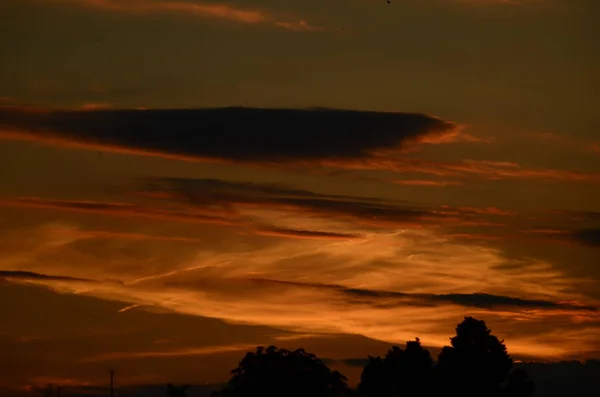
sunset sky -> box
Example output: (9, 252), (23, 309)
(1, 0), (599, 394)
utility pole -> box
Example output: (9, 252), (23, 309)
(109, 369), (114, 397)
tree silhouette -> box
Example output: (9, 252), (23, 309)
(437, 317), (513, 397)
(358, 356), (390, 397)
(504, 368), (535, 397)
(166, 383), (188, 397)
(358, 338), (434, 397)
(212, 345), (349, 397)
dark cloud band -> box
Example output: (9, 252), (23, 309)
(0, 107), (454, 162)
(572, 229), (600, 247)
(249, 278), (597, 312)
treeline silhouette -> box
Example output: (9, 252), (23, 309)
(181, 317), (535, 397)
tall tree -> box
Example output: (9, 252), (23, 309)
(213, 345), (349, 397)
(437, 317), (513, 397)
(358, 356), (390, 397)
(359, 338), (434, 397)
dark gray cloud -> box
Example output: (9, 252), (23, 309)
(255, 227), (362, 240)
(0, 270), (96, 283)
(0, 270), (123, 285)
(572, 229), (600, 247)
(142, 177), (437, 226)
(249, 278), (597, 312)
(0, 107), (454, 162)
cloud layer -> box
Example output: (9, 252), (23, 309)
(2, 106), (598, 183)
(2, 217), (598, 361)
(39, 0), (320, 31)
(0, 106), (455, 162)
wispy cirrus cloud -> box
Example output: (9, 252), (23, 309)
(40, 0), (320, 31)
(330, 157), (600, 182)
(3, 226), (598, 360)
(0, 177), (523, 244)
(0, 197), (233, 226)
(138, 177), (520, 233)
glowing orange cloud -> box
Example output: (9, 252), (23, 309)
(50, 226), (204, 242)
(0, 197), (235, 225)
(414, 125), (492, 144)
(45, 0), (321, 31)
(79, 102), (112, 110)
(5, 227), (597, 361)
(253, 227), (362, 240)
(391, 180), (463, 187)
(521, 229), (569, 235)
(455, 206), (517, 216)
(320, 156), (600, 183)
(83, 343), (258, 362)
(447, 233), (507, 241)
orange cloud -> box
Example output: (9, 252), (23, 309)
(0, 176), (597, 362)
(53, 227), (204, 242)
(391, 180), (463, 187)
(322, 156), (600, 183)
(254, 227), (362, 240)
(0, 129), (214, 163)
(84, 343), (257, 362)
(5, 227), (597, 361)
(46, 0), (320, 31)
(521, 229), (569, 235)
(79, 102), (112, 110)
(415, 125), (492, 144)
(456, 206), (517, 216)
(0, 197), (234, 225)
(447, 233), (507, 241)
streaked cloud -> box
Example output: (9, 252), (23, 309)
(254, 227), (362, 240)
(0, 197), (233, 226)
(0, 178), (571, 249)
(84, 343), (257, 362)
(3, 224), (597, 360)
(41, 0), (320, 31)
(331, 157), (600, 182)
(390, 179), (463, 187)
(0, 270), (98, 284)
(247, 278), (596, 312)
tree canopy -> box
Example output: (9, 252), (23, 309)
(213, 345), (349, 397)
(166, 383), (188, 397)
(437, 316), (514, 396)
(210, 317), (533, 397)
(358, 338), (434, 397)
